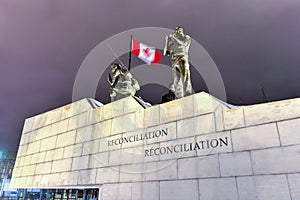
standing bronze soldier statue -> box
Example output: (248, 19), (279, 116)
(164, 26), (193, 99)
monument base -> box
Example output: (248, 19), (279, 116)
(11, 92), (300, 200)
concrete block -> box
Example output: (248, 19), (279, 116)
(160, 95), (194, 124)
(159, 99), (186, 124)
(25, 176), (34, 187)
(231, 123), (280, 151)
(193, 92), (225, 115)
(57, 119), (69, 134)
(44, 148), (64, 162)
(224, 107), (245, 130)
(90, 152), (109, 168)
(48, 173), (60, 187)
(30, 152), (46, 164)
(60, 103), (73, 119)
(109, 149), (134, 166)
(12, 167), (23, 178)
(59, 171), (79, 186)
(21, 177), (29, 188)
(20, 155), (31, 166)
(88, 106), (103, 124)
(244, 98), (300, 126)
(96, 166), (120, 184)
(133, 145), (146, 164)
(67, 112), (88, 131)
(20, 132), (31, 145)
(178, 155), (220, 179)
(121, 129), (147, 149)
(67, 115), (78, 131)
(100, 184), (118, 200)
(77, 112), (88, 128)
(123, 97), (143, 114)
(198, 178), (238, 200)
(105, 133), (130, 152)
(31, 114), (47, 130)
(12, 177), (20, 187)
(132, 182), (159, 200)
(40, 136), (57, 152)
(288, 174), (300, 200)
(14, 157), (22, 168)
(146, 122), (176, 144)
(119, 163), (144, 182)
(93, 120), (112, 139)
(159, 137), (197, 161)
(277, 118), (300, 146)
(44, 108), (62, 126)
(50, 122), (60, 139)
(143, 143), (160, 163)
(160, 180), (199, 200)
(22, 117), (34, 133)
(35, 125), (52, 141)
(78, 169), (96, 185)
(63, 144), (82, 158)
(48, 121), (59, 138)
(26, 131), (36, 144)
(220, 151), (252, 177)
(111, 113), (135, 135)
(99, 138), (109, 153)
(135, 107), (145, 130)
(36, 162), (52, 175)
(215, 106), (225, 132)
(61, 102), (78, 119)
(118, 183), (132, 200)
(120, 148), (134, 165)
(82, 139), (100, 155)
(79, 98), (94, 112)
(101, 183), (131, 200)
(10, 178), (19, 188)
(177, 114), (215, 138)
(252, 145), (300, 175)
(40, 175), (50, 187)
(145, 160), (177, 181)
(53, 148), (64, 160)
(51, 158), (72, 173)
(72, 155), (89, 170)
(16, 144), (28, 158)
(76, 126), (93, 143)
(32, 175), (41, 187)
(56, 130), (76, 148)
(22, 165), (36, 176)
(237, 175), (290, 200)
(18, 177), (27, 187)
(60, 99), (91, 119)
(9, 178), (16, 188)
(102, 99), (124, 120)
(195, 131), (232, 156)
(27, 141), (41, 155)
(144, 105), (160, 127)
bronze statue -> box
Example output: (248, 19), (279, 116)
(108, 63), (140, 102)
(164, 26), (193, 99)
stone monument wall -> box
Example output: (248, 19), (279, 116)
(11, 92), (300, 200)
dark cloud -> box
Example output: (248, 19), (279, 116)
(1, 0), (300, 152)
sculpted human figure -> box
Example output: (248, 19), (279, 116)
(108, 63), (140, 102)
(164, 26), (193, 98)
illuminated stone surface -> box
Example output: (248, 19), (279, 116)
(11, 93), (300, 200)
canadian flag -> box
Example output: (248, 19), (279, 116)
(131, 39), (161, 65)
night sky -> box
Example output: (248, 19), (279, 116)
(1, 0), (300, 153)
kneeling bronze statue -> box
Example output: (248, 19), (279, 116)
(108, 63), (140, 102)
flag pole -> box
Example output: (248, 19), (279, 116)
(128, 35), (133, 71)
(259, 80), (267, 103)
